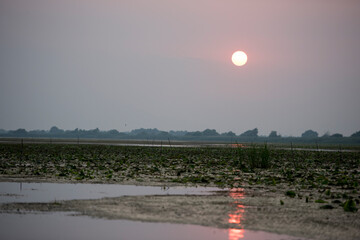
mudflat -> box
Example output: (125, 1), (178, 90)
(0, 143), (359, 239)
(1, 185), (359, 240)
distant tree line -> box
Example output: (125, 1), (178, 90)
(0, 127), (360, 144)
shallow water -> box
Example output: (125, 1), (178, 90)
(0, 182), (219, 203)
(0, 212), (305, 240)
(0, 182), (308, 240)
(279, 147), (357, 152)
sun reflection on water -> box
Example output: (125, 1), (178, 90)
(228, 188), (245, 240)
(229, 228), (244, 240)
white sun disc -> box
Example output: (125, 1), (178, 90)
(231, 51), (248, 66)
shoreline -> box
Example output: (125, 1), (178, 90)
(1, 179), (360, 240)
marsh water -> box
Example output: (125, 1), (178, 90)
(0, 182), (306, 240)
(0, 182), (218, 203)
(0, 212), (306, 240)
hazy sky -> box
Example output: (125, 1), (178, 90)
(1, 0), (359, 136)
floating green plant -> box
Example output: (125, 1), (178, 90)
(325, 189), (331, 196)
(343, 199), (357, 212)
(286, 191), (296, 198)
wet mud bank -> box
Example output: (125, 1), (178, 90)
(1, 187), (359, 240)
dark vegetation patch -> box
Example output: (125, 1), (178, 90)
(0, 143), (359, 211)
(320, 204), (334, 209)
(285, 191), (296, 198)
(343, 199), (358, 212)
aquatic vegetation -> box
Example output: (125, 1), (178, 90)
(286, 191), (296, 198)
(0, 143), (359, 197)
(260, 144), (270, 169)
(343, 199), (358, 212)
(1, 142), (359, 240)
(325, 189), (331, 196)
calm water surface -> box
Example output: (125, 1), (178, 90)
(0, 182), (218, 203)
(0, 182), (307, 240)
(0, 212), (305, 240)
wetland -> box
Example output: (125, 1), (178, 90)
(0, 142), (359, 239)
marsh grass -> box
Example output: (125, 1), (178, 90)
(248, 145), (258, 170)
(234, 142), (245, 169)
(0, 142), (359, 204)
(260, 143), (270, 168)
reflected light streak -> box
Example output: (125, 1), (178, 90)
(229, 144), (246, 148)
(229, 228), (244, 240)
(229, 189), (245, 200)
(228, 188), (245, 240)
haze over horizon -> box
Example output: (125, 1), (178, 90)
(1, 0), (359, 137)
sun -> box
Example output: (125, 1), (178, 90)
(231, 51), (247, 66)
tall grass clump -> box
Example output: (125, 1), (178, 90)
(234, 143), (245, 169)
(248, 145), (258, 170)
(260, 143), (270, 168)
(234, 144), (272, 171)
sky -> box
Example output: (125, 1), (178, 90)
(0, 0), (359, 137)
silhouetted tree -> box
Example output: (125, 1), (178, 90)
(330, 133), (343, 138)
(186, 131), (202, 137)
(157, 131), (170, 138)
(49, 126), (64, 134)
(29, 130), (46, 136)
(89, 128), (100, 133)
(268, 131), (280, 138)
(351, 131), (360, 138)
(169, 130), (188, 137)
(202, 129), (219, 136)
(9, 128), (27, 136)
(240, 128), (258, 137)
(221, 131), (236, 137)
(130, 128), (160, 136)
(301, 130), (318, 138)
(321, 131), (330, 138)
(108, 129), (120, 135)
